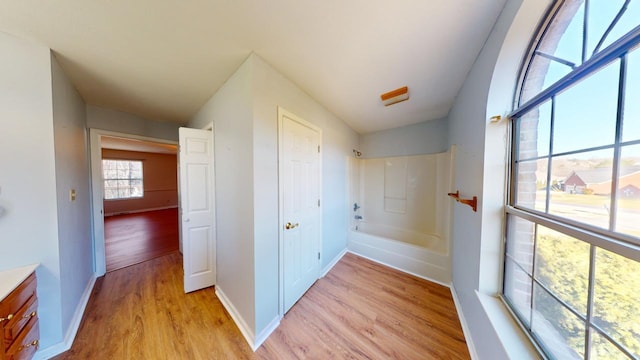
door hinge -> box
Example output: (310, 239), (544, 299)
(318, 145), (320, 153)
(318, 252), (320, 260)
(317, 199), (320, 207)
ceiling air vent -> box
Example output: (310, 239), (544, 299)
(380, 86), (409, 106)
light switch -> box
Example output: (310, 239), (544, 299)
(70, 189), (76, 201)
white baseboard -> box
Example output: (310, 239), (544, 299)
(104, 205), (178, 217)
(35, 273), (97, 360)
(215, 287), (256, 350)
(451, 286), (478, 360)
(254, 316), (280, 350)
(320, 248), (347, 277)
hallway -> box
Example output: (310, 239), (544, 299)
(104, 208), (179, 272)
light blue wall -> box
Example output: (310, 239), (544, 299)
(190, 57), (257, 336)
(189, 53), (359, 341)
(448, 0), (548, 358)
(0, 32), (94, 352)
(86, 105), (180, 141)
(359, 117), (448, 158)
(251, 54), (359, 333)
(51, 55), (94, 335)
(0, 31), (63, 349)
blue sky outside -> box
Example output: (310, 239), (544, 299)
(530, 0), (640, 159)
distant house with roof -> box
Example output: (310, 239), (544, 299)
(563, 167), (640, 198)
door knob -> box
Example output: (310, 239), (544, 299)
(285, 222), (299, 230)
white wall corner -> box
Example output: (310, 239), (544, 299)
(320, 248), (347, 277)
(34, 273), (97, 360)
(451, 286), (479, 360)
(215, 286), (256, 350)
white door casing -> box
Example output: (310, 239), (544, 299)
(179, 127), (216, 293)
(278, 107), (322, 314)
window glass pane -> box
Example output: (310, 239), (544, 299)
(506, 215), (535, 274)
(504, 258), (533, 326)
(623, 47), (640, 143)
(591, 329), (629, 360)
(518, 101), (552, 160)
(587, 0), (627, 55)
(596, 0), (640, 52)
(616, 144), (640, 238)
(549, 149), (613, 229)
(516, 159), (548, 212)
(554, 60), (619, 154)
(102, 159), (143, 199)
(532, 284), (584, 360)
(594, 248), (640, 358)
(535, 225), (590, 315)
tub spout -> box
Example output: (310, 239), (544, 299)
(354, 215), (363, 220)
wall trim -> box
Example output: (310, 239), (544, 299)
(215, 286), (256, 350)
(254, 316), (280, 351)
(320, 248), (347, 277)
(104, 205), (178, 217)
(451, 286), (479, 360)
(34, 273), (97, 360)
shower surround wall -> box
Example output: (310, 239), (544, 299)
(348, 148), (454, 284)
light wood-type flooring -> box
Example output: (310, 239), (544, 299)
(54, 252), (469, 359)
(104, 208), (179, 272)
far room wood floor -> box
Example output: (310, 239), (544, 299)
(104, 208), (179, 272)
(54, 252), (470, 359)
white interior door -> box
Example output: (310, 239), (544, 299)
(179, 127), (216, 293)
(279, 108), (322, 313)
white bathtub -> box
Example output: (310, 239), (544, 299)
(348, 221), (451, 285)
(353, 222), (447, 254)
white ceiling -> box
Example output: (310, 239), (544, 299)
(0, 0), (506, 134)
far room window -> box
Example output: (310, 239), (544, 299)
(102, 159), (144, 200)
(503, 1), (640, 359)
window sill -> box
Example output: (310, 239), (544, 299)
(475, 291), (541, 360)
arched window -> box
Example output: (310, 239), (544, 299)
(503, 1), (640, 359)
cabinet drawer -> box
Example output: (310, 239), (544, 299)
(0, 274), (36, 323)
(4, 295), (37, 346)
(5, 318), (38, 360)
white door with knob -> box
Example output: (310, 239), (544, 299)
(179, 127), (216, 293)
(279, 107), (322, 313)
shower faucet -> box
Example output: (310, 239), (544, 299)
(354, 215), (363, 220)
(353, 203), (360, 212)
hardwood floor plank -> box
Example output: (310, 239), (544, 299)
(54, 252), (469, 359)
(104, 208), (179, 272)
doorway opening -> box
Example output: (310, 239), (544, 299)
(90, 129), (179, 275)
(101, 135), (179, 272)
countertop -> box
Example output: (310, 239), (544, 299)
(0, 264), (38, 301)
